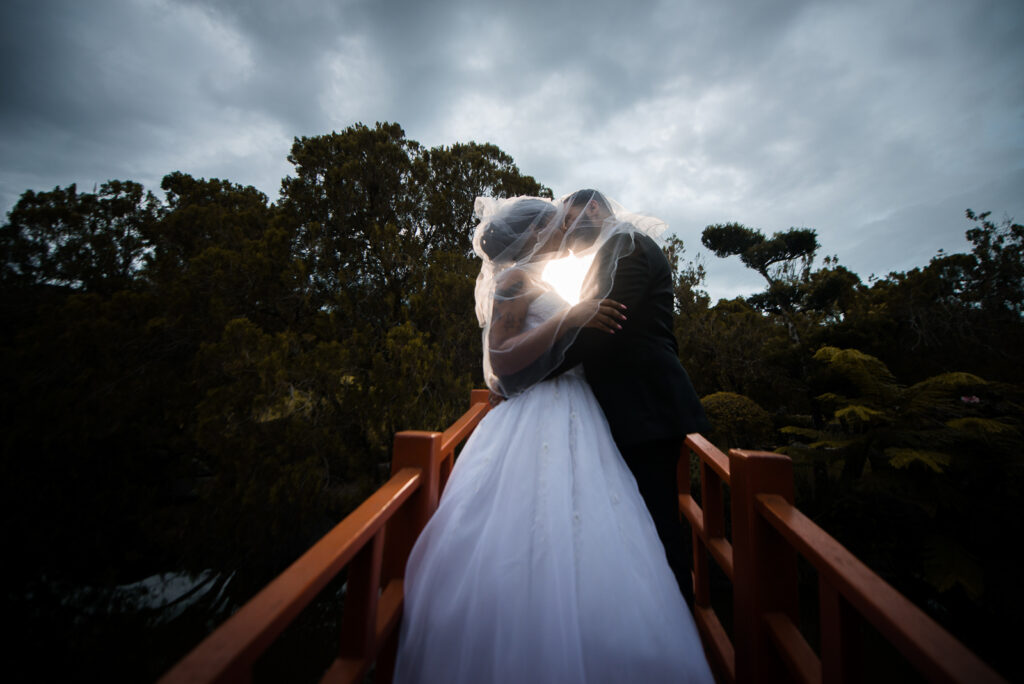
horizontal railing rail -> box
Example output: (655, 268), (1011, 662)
(679, 439), (1005, 684)
(159, 389), (492, 684)
(755, 492), (1003, 684)
(680, 433), (736, 682)
(162, 388), (1004, 683)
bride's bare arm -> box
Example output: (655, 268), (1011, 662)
(487, 271), (539, 375)
(489, 271), (626, 376)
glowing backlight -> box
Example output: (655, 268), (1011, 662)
(541, 252), (595, 306)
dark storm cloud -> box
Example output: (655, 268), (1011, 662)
(169, 0), (353, 131)
(1, 0), (293, 202)
(2, 0), (1022, 300)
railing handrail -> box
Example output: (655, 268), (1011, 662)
(440, 397), (489, 455)
(755, 492), (1003, 684)
(159, 391), (492, 684)
(158, 467), (422, 683)
(681, 434), (737, 681)
(680, 438), (1005, 684)
(161, 392), (1005, 683)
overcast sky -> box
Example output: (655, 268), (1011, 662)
(2, 0), (1022, 300)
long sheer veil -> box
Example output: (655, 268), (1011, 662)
(472, 191), (667, 397)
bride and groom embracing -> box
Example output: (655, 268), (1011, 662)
(394, 190), (715, 683)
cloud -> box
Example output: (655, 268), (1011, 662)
(2, 0), (1022, 302)
(0, 0), (295, 202)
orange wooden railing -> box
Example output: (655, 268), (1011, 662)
(161, 390), (1005, 683)
(681, 435), (1006, 684)
(158, 389), (492, 684)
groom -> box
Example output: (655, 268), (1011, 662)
(555, 189), (708, 607)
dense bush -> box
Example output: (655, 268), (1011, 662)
(700, 391), (775, 451)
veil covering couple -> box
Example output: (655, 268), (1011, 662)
(393, 191), (714, 683)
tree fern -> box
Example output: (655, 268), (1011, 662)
(946, 417), (1018, 437)
(834, 404), (889, 430)
(884, 447), (951, 473)
(923, 534), (984, 600)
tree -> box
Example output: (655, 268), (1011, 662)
(0, 180), (161, 295)
(275, 123), (550, 458)
(701, 222), (819, 336)
(415, 142), (553, 255)
(828, 210), (1024, 384)
(662, 235), (710, 318)
(778, 346), (1024, 664)
(963, 209), (1024, 316)
(2, 125), (556, 680)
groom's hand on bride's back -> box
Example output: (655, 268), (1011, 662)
(566, 298), (627, 334)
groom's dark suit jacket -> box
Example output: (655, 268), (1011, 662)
(556, 231), (708, 448)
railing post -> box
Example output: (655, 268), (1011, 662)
(373, 431), (441, 684)
(695, 456), (725, 610)
(438, 390), (490, 495)
(677, 445), (698, 601)
(381, 431), (442, 585)
(820, 580), (861, 683)
(334, 530), (386, 680)
(730, 449), (798, 684)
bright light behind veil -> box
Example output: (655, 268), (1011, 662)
(541, 252), (595, 306)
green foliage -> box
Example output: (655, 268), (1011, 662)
(0, 180), (161, 294)
(783, 347), (1010, 482)
(3, 119), (1022, 680)
(779, 345), (1023, 677)
(673, 296), (801, 408)
(945, 416), (1018, 439)
(826, 212), (1024, 384)
(700, 222), (764, 259)
(662, 235), (710, 316)
(701, 222), (821, 319)
(416, 142), (553, 254)
(813, 346), (898, 403)
(923, 535), (985, 600)
(963, 209), (1024, 316)
(680, 207), (1022, 678)
(884, 447), (951, 473)
(700, 391), (775, 451)
(1, 121), (551, 680)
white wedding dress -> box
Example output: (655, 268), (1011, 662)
(393, 292), (713, 683)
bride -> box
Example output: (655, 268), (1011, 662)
(392, 196), (714, 683)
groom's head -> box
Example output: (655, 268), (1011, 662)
(563, 189), (612, 249)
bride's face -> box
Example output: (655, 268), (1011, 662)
(533, 217), (570, 258)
